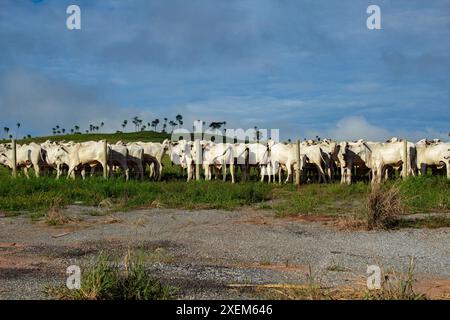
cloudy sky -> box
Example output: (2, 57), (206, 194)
(0, 0), (449, 141)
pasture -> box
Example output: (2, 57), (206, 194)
(1, 132), (449, 300)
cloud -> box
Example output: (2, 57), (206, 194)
(0, 68), (157, 136)
(321, 116), (448, 142)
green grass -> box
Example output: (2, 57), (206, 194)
(271, 176), (449, 218)
(46, 251), (175, 300)
(394, 176), (450, 213)
(0, 172), (274, 216)
(0, 130), (171, 144)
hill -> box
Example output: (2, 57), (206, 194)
(0, 130), (171, 144)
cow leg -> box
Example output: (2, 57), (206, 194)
(138, 163), (144, 180)
(420, 163), (427, 176)
(23, 167), (30, 179)
(230, 163), (235, 184)
(33, 163), (41, 178)
(446, 161), (450, 180)
(81, 167), (86, 180)
(284, 164), (291, 184)
(158, 162), (163, 181)
(317, 165), (327, 183)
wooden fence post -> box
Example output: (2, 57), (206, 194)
(295, 139), (301, 186)
(402, 138), (408, 179)
(103, 140), (108, 179)
(195, 139), (201, 181)
(12, 139), (17, 178)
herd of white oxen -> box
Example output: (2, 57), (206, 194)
(0, 137), (449, 184)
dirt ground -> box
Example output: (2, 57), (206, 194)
(0, 206), (449, 299)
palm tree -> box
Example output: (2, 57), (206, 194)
(162, 118), (168, 132)
(122, 120), (128, 132)
(74, 125), (80, 133)
(169, 120), (177, 132)
(151, 119), (160, 132)
(3, 127), (10, 139)
(62, 128), (66, 134)
(100, 122), (104, 131)
(27, 134), (31, 139)
(132, 116), (142, 132)
(176, 114), (183, 127)
(16, 122), (21, 138)
(70, 128), (74, 134)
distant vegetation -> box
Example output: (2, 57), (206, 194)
(0, 130), (171, 145)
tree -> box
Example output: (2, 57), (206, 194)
(62, 128), (66, 134)
(209, 121), (226, 130)
(169, 120), (177, 132)
(15, 122), (21, 138)
(176, 114), (183, 127)
(100, 122), (104, 130)
(3, 127), (10, 139)
(122, 120), (128, 131)
(70, 128), (74, 134)
(74, 125), (80, 133)
(151, 119), (160, 132)
(132, 116), (142, 132)
(27, 134), (31, 139)
(162, 118), (168, 132)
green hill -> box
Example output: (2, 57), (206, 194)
(0, 130), (171, 144)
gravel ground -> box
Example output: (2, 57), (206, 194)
(0, 206), (449, 299)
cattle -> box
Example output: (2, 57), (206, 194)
(41, 141), (71, 179)
(337, 140), (373, 185)
(54, 141), (109, 179)
(195, 141), (235, 183)
(268, 142), (300, 184)
(108, 143), (129, 180)
(0, 142), (44, 178)
(135, 139), (170, 180)
(416, 140), (450, 179)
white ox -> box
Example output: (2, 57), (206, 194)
(196, 141), (235, 183)
(0, 142), (44, 178)
(55, 141), (109, 179)
(135, 139), (170, 180)
(416, 139), (450, 179)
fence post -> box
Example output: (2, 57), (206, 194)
(103, 140), (108, 179)
(195, 139), (201, 181)
(402, 138), (408, 179)
(11, 139), (17, 178)
(295, 139), (301, 186)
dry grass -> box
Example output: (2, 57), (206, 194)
(366, 185), (405, 230)
(365, 257), (426, 300)
(45, 198), (70, 226)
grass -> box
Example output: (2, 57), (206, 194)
(272, 176), (449, 221)
(251, 258), (427, 300)
(0, 130), (171, 145)
(46, 251), (175, 300)
(366, 185), (404, 230)
(0, 171), (274, 216)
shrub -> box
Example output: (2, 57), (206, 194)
(366, 185), (405, 230)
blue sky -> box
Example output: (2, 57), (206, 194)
(0, 0), (449, 141)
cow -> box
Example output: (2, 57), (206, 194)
(0, 142), (44, 178)
(56, 141), (109, 180)
(195, 141), (235, 183)
(135, 139), (170, 180)
(108, 143), (129, 180)
(416, 139), (450, 179)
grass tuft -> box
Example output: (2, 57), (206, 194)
(46, 251), (175, 300)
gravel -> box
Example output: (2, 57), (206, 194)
(0, 207), (449, 299)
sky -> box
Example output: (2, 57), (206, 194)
(0, 0), (449, 141)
